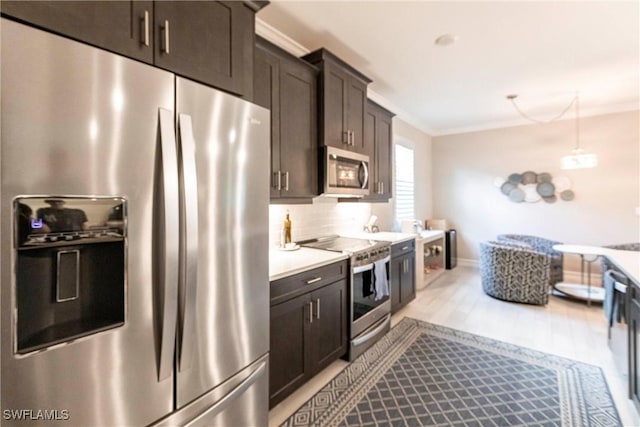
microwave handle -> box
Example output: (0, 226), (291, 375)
(360, 161), (369, 190)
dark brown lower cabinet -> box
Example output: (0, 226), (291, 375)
(390, 241), (416, 313)
(269, 266), (347, 408)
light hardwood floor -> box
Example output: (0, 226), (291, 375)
(269, 266), (640, 426)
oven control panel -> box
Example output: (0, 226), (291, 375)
(352, 245), (390, 268)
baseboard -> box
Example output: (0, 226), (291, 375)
(457, 258), (479, 268)
(455, 259), (602, 285)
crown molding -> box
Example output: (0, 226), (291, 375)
(432, 103), (640, 137)
(255, 18), (435, 138)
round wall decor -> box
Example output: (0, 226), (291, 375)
(496, 171), (574, 203)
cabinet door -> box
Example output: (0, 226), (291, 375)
(310, 280), (348, 372)
(400, 252), (416, 305)
(269, 293), (312, 408)
(377, 111), (393, 200)
(279, 58), (318, 199)
(390, 257), (402, 313)
(361, 107), (379, 201)
(346, 77), (368, 155)
(254, 45), (281, 199)
(323, 62), (349, 149)
(1, 1), (154, 63)
(154, 1), (254, 97)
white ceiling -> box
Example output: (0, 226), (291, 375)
(257, 1), (640, 136)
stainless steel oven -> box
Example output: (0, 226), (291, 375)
(299, 236), (391, 361)
(321, 146), (370, 197)
(350, 245), (391, 360)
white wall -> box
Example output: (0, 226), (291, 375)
(372, 118), (433, 232)
(432, 110), (640, 272)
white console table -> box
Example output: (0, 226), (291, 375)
(552, 244), (609, 305)
(416, 230), (446, 290)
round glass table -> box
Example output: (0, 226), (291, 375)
(552, 244), (608, 305)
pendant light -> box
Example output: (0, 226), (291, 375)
(506, 93), (598, 170)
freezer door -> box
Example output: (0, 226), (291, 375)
(1, 20), (176, 426)
(175, 77), (270, 407)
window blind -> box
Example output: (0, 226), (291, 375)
(394, 144), (415, 221)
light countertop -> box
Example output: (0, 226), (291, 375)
(603, 248), (640, 285)
(269, 246), (348, 282)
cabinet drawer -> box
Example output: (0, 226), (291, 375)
(271, 260), (348, 305)
(391, 240), (415, 258)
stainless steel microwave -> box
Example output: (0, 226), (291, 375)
(321, 146), (370, 197)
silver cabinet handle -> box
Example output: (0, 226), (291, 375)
(351, 130), (356, 146)
(177, 114), (199, 372)
(402, 246), (409, 251)
(157, 108), (180, 381)
(284, 171), (289, 191)
(306, 277), (322, 285)
(273, 171), (281, 190)
(141, 10), (150, 46)
(309, 301), (313, 323)
(380, 181), (384, 194)
(343, 131), (350, 145)
(162, 20), (170, 54)
(316, 298), (320, 319)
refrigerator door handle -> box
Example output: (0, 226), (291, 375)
(184, 360), (267, 427)
(157, 108), (180, 381)
(177, 113), (199, 372)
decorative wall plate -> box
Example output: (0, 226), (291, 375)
(508, 187), (525, 203)
(507, 173), (522, 184)
(536, 181), (555, 197)
(523, 184), (541, 203)
(521, 171), (537, 185)
(501, 181), (516, 195)
(543, 195), (557, 203)
(537, 172), (552, 183)
(560, 189), (575, 201)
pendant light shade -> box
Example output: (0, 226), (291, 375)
(561, 149), (598, 169)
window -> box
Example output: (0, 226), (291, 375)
(394, 144), (414, 221)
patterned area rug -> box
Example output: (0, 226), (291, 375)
(281, 317), (621, 427)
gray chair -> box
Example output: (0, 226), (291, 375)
(497, 234), (563, 286)
(479, 241), (551, 305)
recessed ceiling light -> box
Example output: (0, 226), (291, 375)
(434, 34), (459, 47)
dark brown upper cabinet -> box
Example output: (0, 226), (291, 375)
(1, 1), (154, 63)
(2, 1), (265, 99)
(363, 99), (395, 202)
(302, 49), (372, 156)
(254, 37), (319, 202)
(154, 1), (256, 98)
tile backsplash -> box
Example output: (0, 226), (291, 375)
(269, 198), (373, 247)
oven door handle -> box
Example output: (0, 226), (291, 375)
(353, 314), (391, 347)
(352, 255), (390, 274)
(353, 263), (373, 274)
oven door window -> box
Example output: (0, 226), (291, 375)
(353, 263), (389, 321)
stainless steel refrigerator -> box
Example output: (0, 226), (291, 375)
(1, 19), (270, 427)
